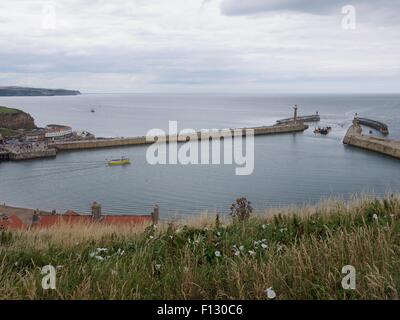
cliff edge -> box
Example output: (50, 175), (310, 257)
(0, 106), (36, 130)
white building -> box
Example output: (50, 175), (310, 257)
(45, 125), (73, 139)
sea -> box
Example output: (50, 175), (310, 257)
(0, 93), (399, 217)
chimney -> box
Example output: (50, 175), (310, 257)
(91, 201), (102, 221)
(31, 209), (40, 227)
(152, 204), (160, 225)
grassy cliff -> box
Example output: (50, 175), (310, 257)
(0, 106), (36, 132)
(0, 106), (22, 114)
(0, 195), (399, 300)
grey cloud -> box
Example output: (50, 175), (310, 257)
(220, 0), (400, 16)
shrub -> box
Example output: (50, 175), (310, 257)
(230, 197), (253, 222)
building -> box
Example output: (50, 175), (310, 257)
(0, 214), (25, 230)
(25, 129), (46, 142)
(0, 202), (159, 230)
(45, 124), (73, 140)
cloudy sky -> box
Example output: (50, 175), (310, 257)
(0, 0), (399, 93)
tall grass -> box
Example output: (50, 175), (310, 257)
(0, 195), (399, 300)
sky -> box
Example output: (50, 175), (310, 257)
(0, 0), (399, 93)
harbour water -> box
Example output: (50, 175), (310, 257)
(0, 93), (399, 217)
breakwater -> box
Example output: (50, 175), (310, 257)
(51, 123), (309, 152)
(276, 114), (320, 125)
(357, 117), (389, 135)
(343, 125), (400, 159)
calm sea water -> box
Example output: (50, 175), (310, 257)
(0, 93), (399, 217)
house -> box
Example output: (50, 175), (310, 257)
(0, 202), (159, 230)
(31, 202), (159, 228)
(0, 214), (25, 230)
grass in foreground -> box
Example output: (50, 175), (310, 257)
(0, 195), (399, 300)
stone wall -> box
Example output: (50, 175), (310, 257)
(9, 149), (57, 160)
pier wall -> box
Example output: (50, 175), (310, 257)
(343, 125), (400, 159)
(358, 117), (389, 135)
(52, 123), (308, 152)
(8, 149), (57, 161)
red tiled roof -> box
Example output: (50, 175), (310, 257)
(1, 209), (154, 230)
(102, 215), (153, 225)
(0, 214), (26, 230)
(35, 215), (93, 228)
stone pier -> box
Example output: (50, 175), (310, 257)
(51, 123), (308, 152)
(343, 124), (400, 159)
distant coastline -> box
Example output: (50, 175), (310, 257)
(0, 86), (81, 97)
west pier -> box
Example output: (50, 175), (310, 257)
(51, 122), (309, 152)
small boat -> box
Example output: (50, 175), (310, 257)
(107, 157), (131, 166)
(314, 126), (332, 135)
(91, 109), (95, 113)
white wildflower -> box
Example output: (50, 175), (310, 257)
(149, 235), (154, 239)
(95, 255), (105, 261)
(265, 287), (276, 299)
(116, 249), (125, 256)
(261, 243), (268, 249)
(96, 248), (108, 252)
(372, 214), (378, 221)
(217, 232), (221, 237)
(262, 224), (267, 229)
(239, 245), (245, 251)
(155, 264), (162, 271)
(215, 250), (222, 257)
(248, 250), (256, 256)
(234, 250), (240, 256)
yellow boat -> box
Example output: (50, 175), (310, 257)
(107, 157), (131, 166)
